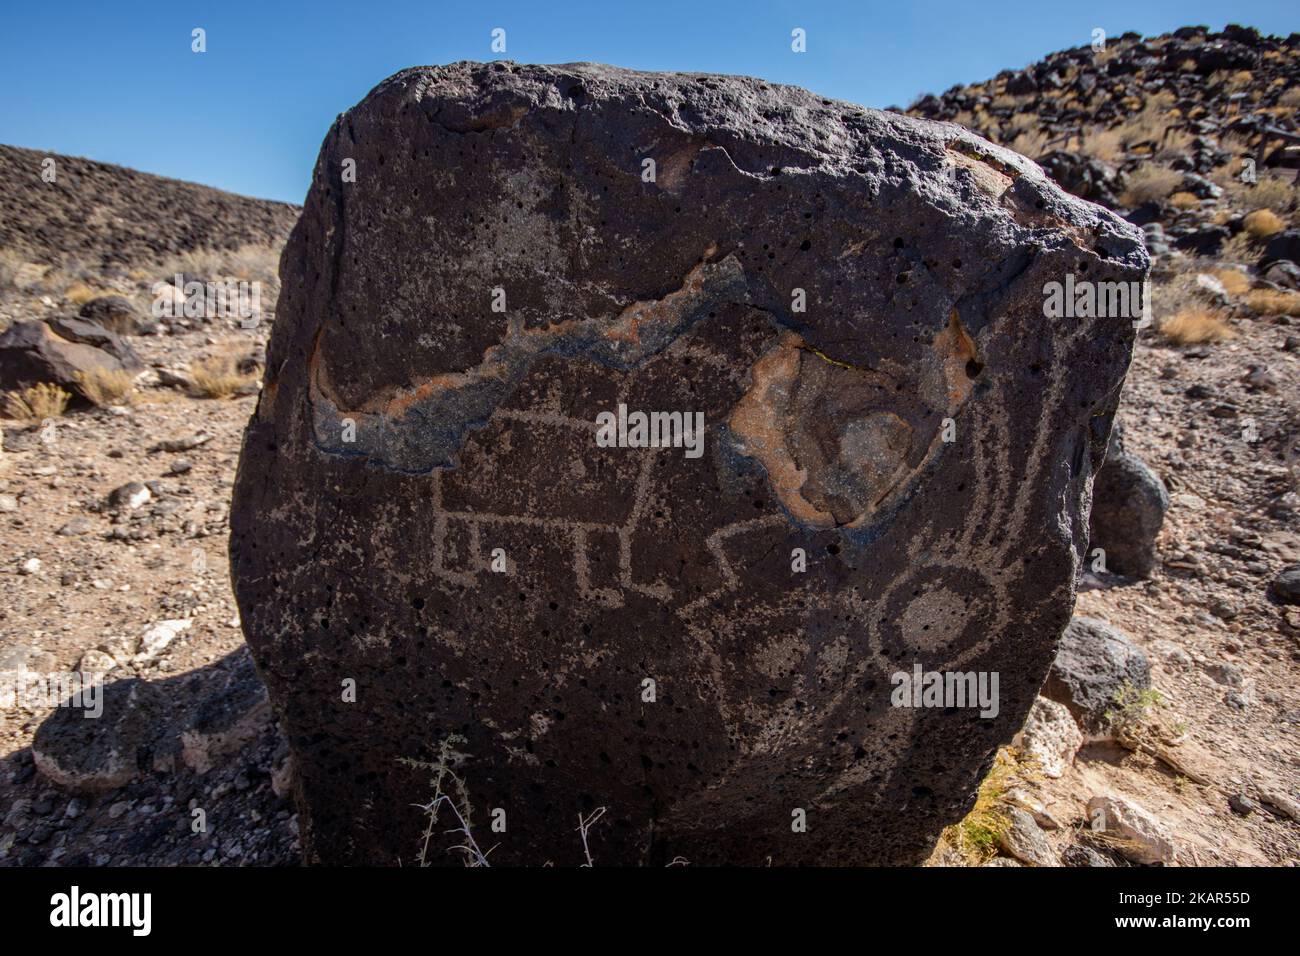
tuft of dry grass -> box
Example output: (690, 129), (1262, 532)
(1146, 89), (1177, 111)
(187, 349), (261, 398)
(1153, 128), (1195, 163)
(1211, 268), (1252, 296)
(1168, 191), (1201, 210)
(1159, 307), (1236, 344)
(1246, 288), (1300, 315)
(1112, 109), (1177, 154)
(1279, 87), (1300, 109)
(0, 249), (26, 290)
(1121, 165), (1182, 206)
(75, 367), (136, 407)
(1009, 129), (1051, 159)
(4, 383), (71, 421)
(1243, 208), (1286, 239)
(159, 243), (282, 285)
(1218, 231), (1261, 264)
(1212, 69), (1256, 92)
(1078, 127), (1122, 163)
(936, 748), (1024, 865)
(1248, 176), (1298, 217)
(63, 282), (102, 306)
(1213, 167), (1297, 217)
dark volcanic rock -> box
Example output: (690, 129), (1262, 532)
(1043, 616), (1151, 734)
(1087, 428), (1169, 578)
(77, 295), (143, 336)
(0, 320), (126, 396)
(1262, 231), (1300, 269)
(1271, 565), (1300, 605)
(32, 678), (167, 792)
(230, 61), (1147, 866)
(45, 316), (142, 368)
(1038, 151), (1125, 209)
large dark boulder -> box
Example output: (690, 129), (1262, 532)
(1271, 565), (1300, 605)
(1088, 429), (1169, 578)
(0, 320), (126, 396)
(45, 316), (142, 368)
(230, 62), (1148, 866)
(1262, 230), (1300, 270)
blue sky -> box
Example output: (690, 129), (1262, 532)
(1, 1), (1294, 204)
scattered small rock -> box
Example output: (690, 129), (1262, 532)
(1269, 565), (1300, 605)
(1014, 696), (1083, 778)
(107, 481), (151, 511)
(1086, 795), (1176, 865)
(56, 516), (94, 536)
(995, 806), (1057, 866)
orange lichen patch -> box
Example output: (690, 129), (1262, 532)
(947, 148), (1015, 202)
(933, 308), (978, 409)
(601, 257), (719, 346)
(307, 326), (495, 419)
(728, 332), (836, 528)
(731, 308), (980, 530)
(307, 252), (741, 434)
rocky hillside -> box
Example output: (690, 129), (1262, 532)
(908, 25), (1298, 268)
(0, 145), (299, 270)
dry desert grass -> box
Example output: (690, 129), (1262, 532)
(75, 367), (137, 407)
(1243, 208), (1287, 238)
(63, 282), (102, 307)
(4, 382), (71, 421)
(1121, 166), (1182, 206)
(1211, 268), (1252, 296)
(1159, 307), (1236, 344)
(187, 349), (261, 399)
(1245, 288), (1300, 315)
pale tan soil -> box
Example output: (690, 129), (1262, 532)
(1059, 318), (1300, 866)
(0, 282), (297, 865)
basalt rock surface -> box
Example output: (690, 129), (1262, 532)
(230, 61), (1148, 866)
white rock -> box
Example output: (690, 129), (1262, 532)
(0, 494), (18, 512)
(135, 619), (192, 660)
(1014, 696), (1083, 778)
(1086, 795), (1176, 865)
(19, 557), (41, 576)
(115, 484), (151, 510)
(76, 649), (118, 675)
(1194, 272), (1230, 304)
